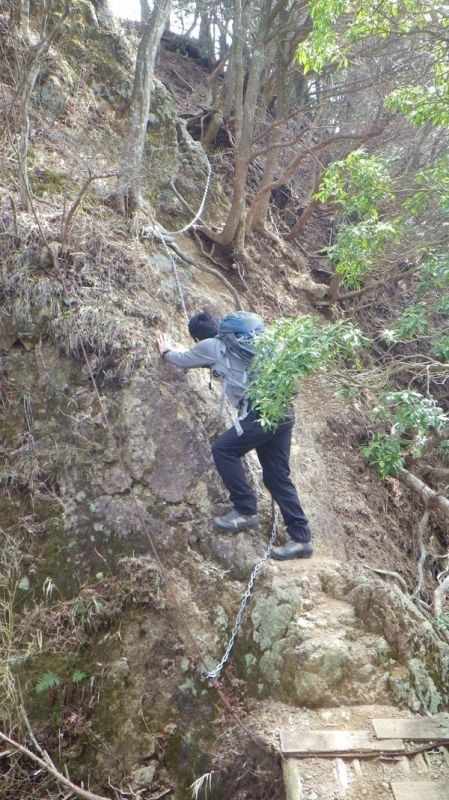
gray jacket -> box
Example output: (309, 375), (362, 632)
(163, 338), (249, 409)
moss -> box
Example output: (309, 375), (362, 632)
(31, 167), (69, 196)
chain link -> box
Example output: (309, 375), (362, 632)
(206, 507), (279, 681)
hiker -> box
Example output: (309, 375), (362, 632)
(156, 310), (312, 560)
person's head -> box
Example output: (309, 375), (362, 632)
(188, 311), (218, 342)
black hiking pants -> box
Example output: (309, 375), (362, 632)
(211, 409), (311, 543)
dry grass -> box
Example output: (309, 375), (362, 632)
(0, 529), (28, 721)
(19, 556), (165, 655)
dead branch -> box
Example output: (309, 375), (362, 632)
(20, 703), (57, 771)
(61, 172), (116, 248)
(166, 241), (242, 309)
(169, 179), (206, 227)
(0, 730), (109, 800)
(422, 466), (449, 480)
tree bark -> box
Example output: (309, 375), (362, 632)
(201, 0), (270, 248)
(117, 0), (172, 214)
(197, 0), (215, 66)
(17, 2), (69, 210)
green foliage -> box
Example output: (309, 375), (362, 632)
(430, 336), (449, 362)
(314, 149), (401, 288)
(417, 253), (449, 294)
(385, 79), (449, 127)
(247, 316), (366, 429)
(438, 441), (449, 462)
(72, 669), (87, 684)
(296, 0), (348, 72)
(71, 596), (104, 630)
(364, 391), (449, 477)
(328, 216), (400, 288)
(373, 391), (448, 434)
(35, 668), (89, 695)
(315, 148), (394, 217)
(36, 670), (60, 694)
(297, 0), (449, 131)
(405, 160), (449, 215)
(433, 612), (449, 632)
(362, 433), (405, 478)
(390, 302), (430, 341)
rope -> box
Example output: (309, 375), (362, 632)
(140, 157), (213, 323)
(160, 235), (190, 324)
(163, 157), (212, 235)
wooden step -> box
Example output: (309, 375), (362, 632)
(280, 729), (404, 755)
(372, 718), (449, 741)
(391, 781), (449, 800)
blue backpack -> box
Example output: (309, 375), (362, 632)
(217, 311), (266, 367)
(214, 311), (266, 432)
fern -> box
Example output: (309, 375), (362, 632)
(72, 669), (87, 685)
(35, 670), (60, 694)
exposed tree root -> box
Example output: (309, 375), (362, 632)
(167, 241), (242, 309)
(411, 510), (430, 599)
(434, 574), (449, 618)
(397, 467), (449, 518)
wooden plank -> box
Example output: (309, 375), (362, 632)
(282, 759), (303, 800)
(391, 781), (449, 800)
(280, 729), (404, 755)
(372, 718), (449, 741)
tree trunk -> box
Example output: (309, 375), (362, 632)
(204, 0), (268, 248)
(284, 198), (320, 241)
(197, 0), (215, 66)
(17, 2), (69, 210)
(20, 0), (30, 37)
(117, 0), (172, 214)
(247, 45), (287, 232)
(140, 0), (151, 23)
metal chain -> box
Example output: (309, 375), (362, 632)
(206, 506), (280, 681)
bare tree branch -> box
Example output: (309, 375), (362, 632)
(0, 730), (109, 800)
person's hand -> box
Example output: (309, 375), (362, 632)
(157, 333), (175, 355)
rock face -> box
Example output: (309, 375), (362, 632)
(231, 559), (449, 713)
(2, 267), (449, 792)
(1, 5), (449, 797)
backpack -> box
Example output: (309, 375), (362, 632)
(217, 311), (266, 366)
(213, 311), (266, 433)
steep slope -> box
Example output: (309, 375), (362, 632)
(1, 8), (449, 800)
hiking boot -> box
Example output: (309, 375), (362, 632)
(213, 509), (259, 532)
(270, 540), (313, 560)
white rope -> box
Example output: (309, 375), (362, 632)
(163, 157), (212, 235)
(140, 157), (212, 322)
(160, 235), (190, 324)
